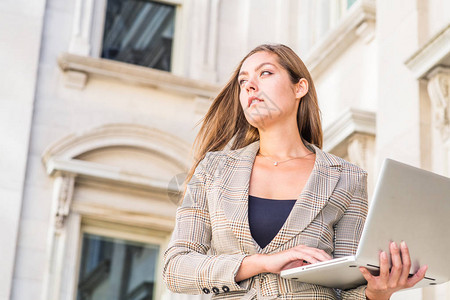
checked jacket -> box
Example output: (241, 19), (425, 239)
(163, 139), (369, 299)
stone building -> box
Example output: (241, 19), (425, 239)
(0, 0), (449, 299)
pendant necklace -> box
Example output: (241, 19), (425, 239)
(257, 151), (314, 166)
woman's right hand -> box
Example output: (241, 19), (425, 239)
(235, 245), (332, 282)
(263, 244), (332, 274)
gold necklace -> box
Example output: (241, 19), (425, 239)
(257, 151), (315, 166)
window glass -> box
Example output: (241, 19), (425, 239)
(77, 233), (160, 300)
(347, 0), (358, 9)
(102, 0), (175, 72)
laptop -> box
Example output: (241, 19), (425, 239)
(280, 158), (450, 290)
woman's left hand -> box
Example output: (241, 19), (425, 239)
(359, 241), (428, 300)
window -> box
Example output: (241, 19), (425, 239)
(77, 233), (160, 300)
(329, 0), (361, 31)
(347, 0), (358, 9)
(101, 0), (176, 72)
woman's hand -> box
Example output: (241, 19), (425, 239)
(359, 241), (428, 300)
(263, 244), (332, 274)
(235, 245), (331, 282)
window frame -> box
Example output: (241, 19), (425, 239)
(71, 0), (184, 74)
(329, 0), (361, 30)
(72, 219), (168, 300)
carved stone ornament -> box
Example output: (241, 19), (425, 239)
(347, 133), (374, 171)
(55, 174), (76, 230)
(427, 67), (450, 141)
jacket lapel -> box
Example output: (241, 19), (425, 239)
(262, 142), (342, 253)
(221, 140), (260, 254)
(221, 139), (342, 254)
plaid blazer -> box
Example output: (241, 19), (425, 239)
(163, 140), (369, 299)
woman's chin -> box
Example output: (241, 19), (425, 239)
(245, 115), (280, 130)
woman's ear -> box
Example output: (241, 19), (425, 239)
(295, 78), (309, 99)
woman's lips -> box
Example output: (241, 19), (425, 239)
(248, 96), (264, 107)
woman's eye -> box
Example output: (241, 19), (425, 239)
(261, 70), (272, 76)
(239, 79), (247, 86)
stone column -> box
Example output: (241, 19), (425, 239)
(41, 174), (76, 300)
(188, 0), (219, 83)
(69, 0), (95, 56)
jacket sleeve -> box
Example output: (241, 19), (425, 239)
(334, 170), (369, 300)
(163, 153), (249, 295)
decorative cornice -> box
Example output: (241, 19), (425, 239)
(323, 107), (376, 152)
(57, 52), (221, 98)
(305, 0), (376, 78)
(42, 124), (192, 195)
(47, 158), (181, 194)
(42, 123), (192, 167)
(405, 24), (450, 79)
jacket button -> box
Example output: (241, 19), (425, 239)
(212, 287), (220, 294)
(202, 288), (210, 294)
(222, 285), (230, 292)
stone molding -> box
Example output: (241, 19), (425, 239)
(42, 123), (192, 195)
(43, 123), (191, 164)
(58, 52), (221, 97)
(54, 174), (76, 231)
(323, 108), (376, 195)
(405, 24), (450, 79)
(323, 107), (376, 153)
(48, 158), (180, 194)
(305, 0), (376, 78)
(71, 202), (175, 232)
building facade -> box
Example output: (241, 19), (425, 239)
(0, 0), (449, 299)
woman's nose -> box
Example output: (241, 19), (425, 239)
(244, 77), (258, 92)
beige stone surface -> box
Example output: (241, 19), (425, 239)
(0, 0), (449, 299)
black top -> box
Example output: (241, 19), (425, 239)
(248, 195), (296, 249)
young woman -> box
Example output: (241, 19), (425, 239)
(163, 44), (427, 299)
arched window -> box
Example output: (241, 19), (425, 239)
(41, 124), (192, 300)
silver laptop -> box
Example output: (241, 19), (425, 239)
(281, 158), (450, 290)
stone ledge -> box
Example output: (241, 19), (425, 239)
(57, 52), (221, 98)
(405, 24), (450, 79)
(45, 158), (180, 194)
(74, 204), (176, 232)
(323, 107), (376, 153)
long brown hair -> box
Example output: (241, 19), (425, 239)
(182, 43), (322, 201)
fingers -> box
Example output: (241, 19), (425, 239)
(269, 245), (332, 273)
(406, 265), (428, 288)
(359, 266), (375, 282)
(280, 259), (307, 271)
(364, 241), (428, 300)
(388, 242), (403, 287)
(379, 250), (390, 280)
(398, 241), (412, 286)
(294, 252), (319, 264)
(292, 245), (332, 263)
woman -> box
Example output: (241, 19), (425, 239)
(163, 44), (427, 299)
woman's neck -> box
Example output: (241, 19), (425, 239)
(257, 126), (311, 160)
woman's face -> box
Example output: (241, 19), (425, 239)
(237, 51), (307, 130)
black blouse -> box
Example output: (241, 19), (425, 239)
(248, 195), (296, 249)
